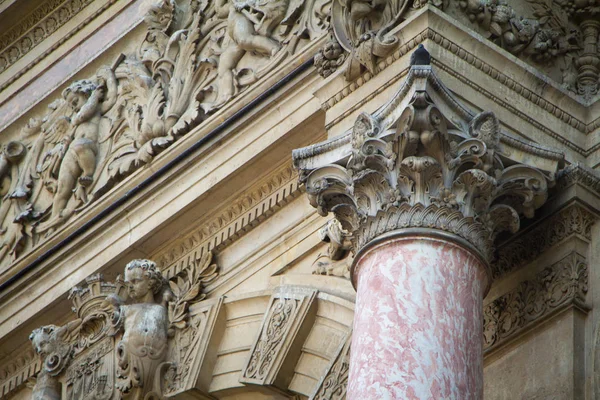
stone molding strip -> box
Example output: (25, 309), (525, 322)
(157, 164), (301, 275)
(0, 0), (119, 92)
(0, 347), (39, 397)
(484, 252), (589, 353)
(322, 25), (594, 152)
(0, 0), (68, 50)
(556, 162), (600, 193)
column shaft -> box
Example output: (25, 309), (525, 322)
(347, 234), (488, 400)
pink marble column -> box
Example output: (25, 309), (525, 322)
(347, 234), (489, 400)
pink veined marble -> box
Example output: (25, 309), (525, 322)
(347, 235), (488, 400)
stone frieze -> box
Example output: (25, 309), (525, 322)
(0, 0), (330, 274)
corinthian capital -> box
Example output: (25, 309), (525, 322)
(293, 45), (563, 269)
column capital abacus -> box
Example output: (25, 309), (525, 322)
(294, 45), (563, 279)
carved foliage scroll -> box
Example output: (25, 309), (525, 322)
(458, 0), (599, 99)
(316, 0), (445, 79)
(494, 204), (596, 278)
(241, 287), (317, 387)
(311, 331), (352, 400)
(483, 252), (588, 352)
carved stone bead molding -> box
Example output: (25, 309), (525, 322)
(19, 253), (220, 400)
(0, 0), (108, 83)
(458, 0), (600, 100)
(495, 204), (597, 279)
(0, 0), (328, 270)
(240, 287), (317, 390)
(483, 252), (589, 353)
(316, 0), (445, 80)
(311, 331), (351, 400)
(156, 164), (300, 272)
(293, 46), (562, 268)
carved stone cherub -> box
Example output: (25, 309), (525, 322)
(103, 259), (172, 399)
(37, 66), (117, 233)
(211, 0), (300, 108)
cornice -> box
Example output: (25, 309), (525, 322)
(0, 0), (68, 51)
(156, 164), (301, 274)
(0, 344), (38, 397)
(0, 0), (119, 92)
(484, 252), (589, 354)
(322, 25), (592, 156)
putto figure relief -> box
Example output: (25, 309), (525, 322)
(210, 0), (303, 108)
(28, 252), (219, 399)
(103, 260), (171, 399)
(0, 0), (330, 270)
(37, 67), (118, 234)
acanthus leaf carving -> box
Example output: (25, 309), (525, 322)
(0, 0), (331, 271)
(294, 45), (561, 273)
(318, 0), (445, 80)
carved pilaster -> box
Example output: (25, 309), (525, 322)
(494, 204), (596, 278)
(240, 287), (317, 391)
(294, 45), (562, 281)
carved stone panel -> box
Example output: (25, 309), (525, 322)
(164, 297), (224, 397)
(311, 331), (352, 400)
(26, 252), (220, 400)
(240, 287), (318, 390)
(483, 252), (589, 353)
(65, 337), (115, 400)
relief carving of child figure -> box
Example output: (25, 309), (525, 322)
(104, 259), (171, 399)
(37, 67), (117, 233)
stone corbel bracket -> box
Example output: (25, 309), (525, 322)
(293, 46), (563, 283)
(240, 287), (318, 394)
